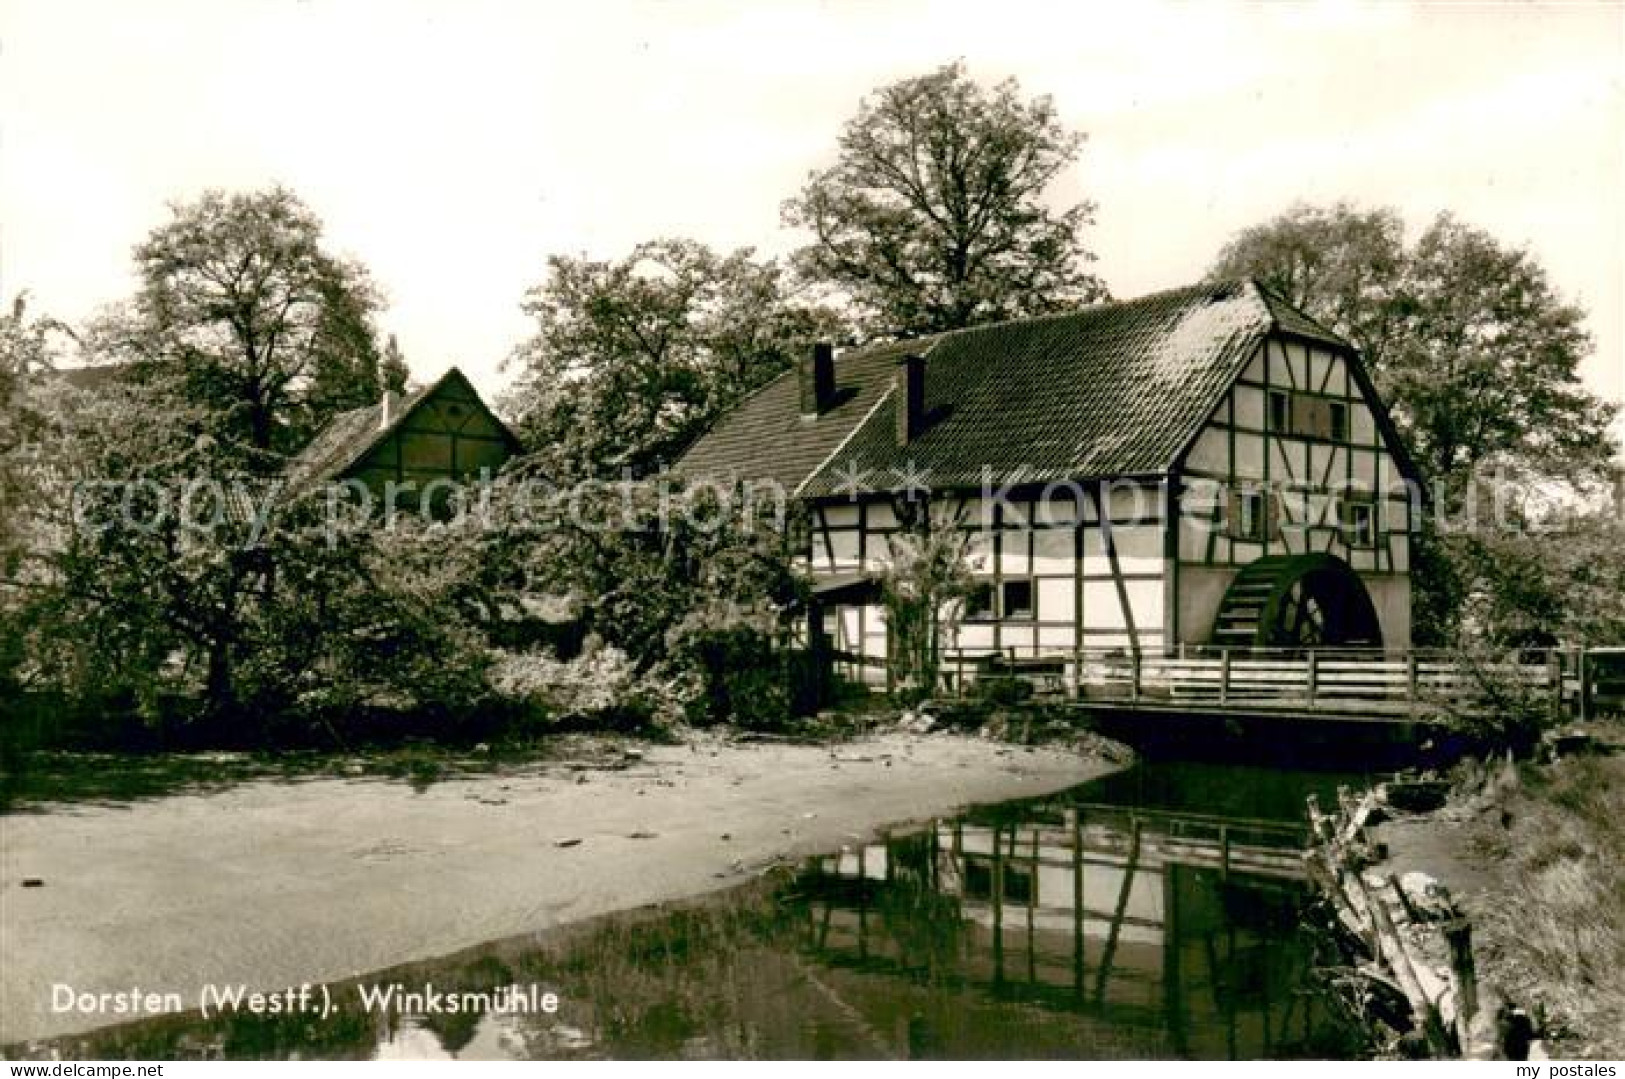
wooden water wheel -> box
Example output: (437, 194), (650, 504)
(1210, 553), (1383, 651)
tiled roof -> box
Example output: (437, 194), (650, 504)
(672, 337), (925, 491)
(677, 279), (1353, 498)
(283, 387), (426, 493)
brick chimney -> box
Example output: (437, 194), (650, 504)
(895, 353), (926, 446)
(799, 342), (836, 416)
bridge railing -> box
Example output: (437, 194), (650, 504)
(940, 644), (1590, 718)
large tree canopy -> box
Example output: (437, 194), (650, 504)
(1, 294), (70, 682)
(505, 238), (846, 480)
(1209, 204), (1617, 501)
(96, 186), (404, 468)
(1386, 214), (1615, 495)
(783, 61), (1107, 338)
(1208, 202), (1406, 366)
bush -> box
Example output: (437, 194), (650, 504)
(976, 674), (1034, 707)
(486, 644), (686, 732)
(672, 625), (806, 731)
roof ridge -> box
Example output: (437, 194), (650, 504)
(1240, 277), (1352, 349)
(795, 381), (896, 499)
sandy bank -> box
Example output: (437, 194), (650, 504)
(0, 732), (1113, 1043)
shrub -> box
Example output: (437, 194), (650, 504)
(486, 645), (684, 732)
(670, 625), (801, 731)
(976, 674), (1034, 707)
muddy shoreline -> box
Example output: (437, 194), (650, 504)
(0, 732), (1117, 1044)
(1352, 730), (1625, 1060)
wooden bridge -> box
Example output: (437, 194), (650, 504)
(935, 646), (1610, 726)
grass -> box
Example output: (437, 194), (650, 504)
(1458, 725), (1625, 1058)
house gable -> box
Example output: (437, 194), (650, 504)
(1171, 332), (1419, 648)
(284, 367), (523, 499)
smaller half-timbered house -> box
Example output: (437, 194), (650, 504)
(677, 280), (1423, 685)
(286, 366), (523, 508)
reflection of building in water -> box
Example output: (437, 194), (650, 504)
(799, 800), (1336, 1059)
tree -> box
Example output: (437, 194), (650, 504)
(0, 293), (71, 693)
(506, 238), (846, 480)
(1209, 205), (1617, 502)
(880, 503), (979, 700)
(783, 61), (1107, 337)
(100, 186), (393, 469)
(1456, 509), (1625, 648)
(0, 295), (65, 573)
(1208, 202), (1407, 365)
(1386, 214), (1616, 497)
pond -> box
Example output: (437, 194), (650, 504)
(6, 761), (1373, 1060)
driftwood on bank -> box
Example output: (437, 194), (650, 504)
(1305, 785), (1506, 1059)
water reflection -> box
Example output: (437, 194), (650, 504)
(8, 764), (1361, 1061)
(799, 799), (1331, 1058)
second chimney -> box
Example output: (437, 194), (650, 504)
(895, 353), (925, 446)
(379, 389), (399, 431)
(799, 342), (836, 416)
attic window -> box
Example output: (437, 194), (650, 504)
(1229, 487), (1273, 543)
(1268, 391), (1290, 433)
(1339, 496), (1376, 548)
(1269, 390), (1351, 443)
(1328, 401), (1349, 442)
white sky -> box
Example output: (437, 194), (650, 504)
(3, 0), (1622, 431)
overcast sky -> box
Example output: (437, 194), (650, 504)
(3, 0), (1621, 425)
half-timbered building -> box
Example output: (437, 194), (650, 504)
(285, 366), (523, 507)
(677, 280), (1422, 685)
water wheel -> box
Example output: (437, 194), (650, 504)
(1209, 553), (1383, 651)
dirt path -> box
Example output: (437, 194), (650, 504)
(0, 732), (1113, 1043)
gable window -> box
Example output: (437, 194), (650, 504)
(1328, 401), (1349, 442)
(1339, 496), (1376, 548)
(1229, 486), (1271, 543)
(1271, 391), (1353, 442)
(1268, 390), (1290, 433)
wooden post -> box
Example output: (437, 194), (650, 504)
(1387, 873), (1420, 923)
(1071, 807), (1085, 997)
(1548, 649), (1563, 720)
(1219, 648), (1231, 705)
(1219, 824), (1230, 881)
(1131, 649), (1141, 701)
(1444, 918), (1479, 1045)
(992, 822), (1006, 985)
(1406, 651), (1419, 715)
(1307, 649), (1318, 705)
(1579, 647), (1591, 722)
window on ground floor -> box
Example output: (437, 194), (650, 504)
(963, 578), (1035, 621)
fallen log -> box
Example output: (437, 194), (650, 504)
(1304, 789), (1482, 1059)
